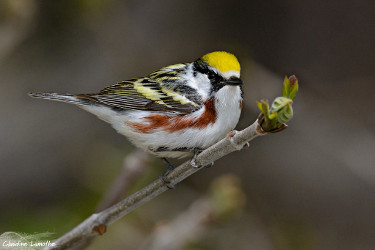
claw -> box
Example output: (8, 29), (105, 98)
(189, 149), (214, 168)
(190, 150), (202, 168)
(190, 156), (201, 168)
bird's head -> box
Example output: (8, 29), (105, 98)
(192, 51), (242, 97)
(201, 51), (241, 79)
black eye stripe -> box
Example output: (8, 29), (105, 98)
(193, 60), (223, 83)
(193, 60), (227, 94)
(208, 71), (216, 80)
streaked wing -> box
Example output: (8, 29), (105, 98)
(83, 74), (201, 114)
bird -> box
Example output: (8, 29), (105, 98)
(29, 51), (243, 182)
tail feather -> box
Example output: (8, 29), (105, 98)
(28, 92), (92, 105)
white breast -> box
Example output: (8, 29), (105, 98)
(202, 85), (242, 146)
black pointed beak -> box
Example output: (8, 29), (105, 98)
(226, 77), (243, 86)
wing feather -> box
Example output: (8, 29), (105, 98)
(78, 66), (202, 114)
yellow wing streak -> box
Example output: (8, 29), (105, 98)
(160, 86), (197, 106)
(133, 81), (167, 106)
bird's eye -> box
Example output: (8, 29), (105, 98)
(208, 71), (216, 80)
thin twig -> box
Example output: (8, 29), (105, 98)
(45, 118), (266, 250)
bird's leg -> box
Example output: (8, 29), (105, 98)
(160, 158), (177, 189)
(155, 147), (213, 169)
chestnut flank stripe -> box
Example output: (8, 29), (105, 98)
(126, 99), (216, 133)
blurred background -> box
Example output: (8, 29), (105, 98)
(1, 0), (375, 249)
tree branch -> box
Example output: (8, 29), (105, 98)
(45, 118), (266, 250)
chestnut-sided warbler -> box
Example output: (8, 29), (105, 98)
(29, 51), (243, 166)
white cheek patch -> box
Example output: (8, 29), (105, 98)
(194, 74), (211, 100)
(184, 70), (211, 100)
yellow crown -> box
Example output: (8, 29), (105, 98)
(201, 51), (240, 74)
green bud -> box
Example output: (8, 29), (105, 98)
(256, 75), (298, 132)
(271, 97), (293, 124)
(282, 75), (299, 100)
